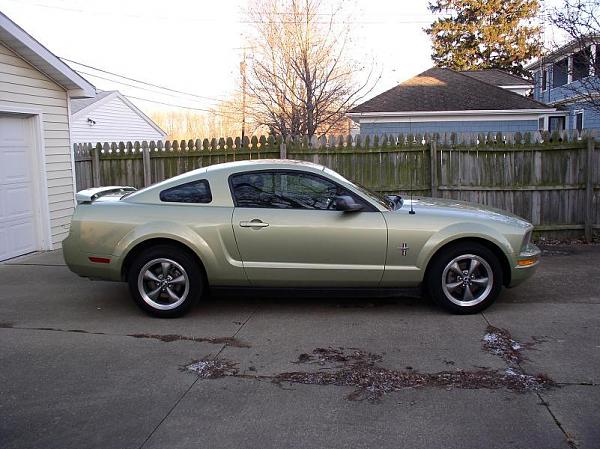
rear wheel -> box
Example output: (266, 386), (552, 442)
(127, 245), (203, 317)
(427, 242), (503, 314)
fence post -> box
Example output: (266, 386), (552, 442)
(585, 139), (594, 243)
(92, 143), (101, 187)
(279, 141), (287, 159)
(430, 140), (438, 197)
(142, 141), (152, 187)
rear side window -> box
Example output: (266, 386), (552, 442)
(160, 179), (212, 203)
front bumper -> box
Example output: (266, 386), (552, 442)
(508, 243), (541, 287)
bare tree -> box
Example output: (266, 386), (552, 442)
(245, 0), (377, 139)
(548, 0), (600, 112)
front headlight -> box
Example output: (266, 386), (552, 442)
(521, 230), (532, 250)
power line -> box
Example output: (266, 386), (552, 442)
(7, 0), (440, 25)
(123, 94), (240, 120)
(61, 57), (227, 103)
(74, 69), (225, 108)
(9, 0), (554, 24)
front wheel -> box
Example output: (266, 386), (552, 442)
(427, 242), (503, 314)
(127, 245), (203, 318)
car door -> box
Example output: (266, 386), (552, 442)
(230, 169), (387, 287)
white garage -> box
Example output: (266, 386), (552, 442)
(0, 11), (95, 261)
(0, 115), (39, 260)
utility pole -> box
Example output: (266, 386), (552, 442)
(240, 48), (247, 147)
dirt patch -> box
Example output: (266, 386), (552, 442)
(0, 325), (107, 335)
(184, 359), (239, 378)
(274, 347), (553, 401)
(128, 333), (251, 348)
(481, 325), (544, 366)
(185, 338), (554, 402)
(293, 347), (382, 366)
(0, 325), (250, 348)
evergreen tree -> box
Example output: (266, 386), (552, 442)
(426, 0), (543, 76)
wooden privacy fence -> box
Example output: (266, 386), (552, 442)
(73, 131), (599, 240)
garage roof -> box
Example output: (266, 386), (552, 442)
(0, 11), (95, 98)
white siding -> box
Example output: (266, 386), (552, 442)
(0, 42), (73, 248)
(72, 96), (165, 143)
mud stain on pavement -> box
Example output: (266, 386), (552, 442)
(0, 323), (250, 348)
(183, 327), (554, 402)
(129, 333), (251, 348)
(482, 325), (545, 365)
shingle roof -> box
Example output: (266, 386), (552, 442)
(70, 90), (115, 114)
(349, 68), (548, 114)
(459, 69), (533, 86)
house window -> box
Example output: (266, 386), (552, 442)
(549, 116), (566, 132)
(541, 69), (547, 91)
(572, 48), (591, 81)
(575, 111), (584, 132)
(553, 59), (568, 87)
(538, 117), (545, 131)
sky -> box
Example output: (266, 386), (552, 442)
(0, 0), (564, 116)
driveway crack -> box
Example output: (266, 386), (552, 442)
(482, 312), (579, 449)
(536, 392), (579, 449)
(137, 307), (258, 449)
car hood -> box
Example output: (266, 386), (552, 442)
(398, 197), (531, 229)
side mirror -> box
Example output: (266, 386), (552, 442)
(335, 195), (364, 212)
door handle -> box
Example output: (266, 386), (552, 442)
(239, 219), (269, 228)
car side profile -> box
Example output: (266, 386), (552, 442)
(63, 159), (540, 317)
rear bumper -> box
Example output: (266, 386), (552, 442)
(62, 233), (123, 281)
(507, 243), (541, 288)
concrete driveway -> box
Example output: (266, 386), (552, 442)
(0, 245), (598, 449)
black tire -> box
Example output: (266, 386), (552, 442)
(127, 244), (203, 318)
(426, 242), (503, 314)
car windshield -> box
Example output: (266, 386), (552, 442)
(323, 167), (395, 210)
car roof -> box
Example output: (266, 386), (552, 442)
(122, 159), (329, 203)
(203, 159), (326, 173)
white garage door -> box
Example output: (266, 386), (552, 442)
(0, 115), (38, 261)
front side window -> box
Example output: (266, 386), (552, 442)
(160, 179), (212, 203)
(230, 171), (370, 210)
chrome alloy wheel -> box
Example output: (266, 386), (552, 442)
(441, 254), (493, 307)
(137, 258), (190, 310)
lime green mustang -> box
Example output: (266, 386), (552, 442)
(63, 159), (540, 317)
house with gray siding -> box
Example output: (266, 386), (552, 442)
(348, 67), (562, 137)
(70, 90), (166, 144)
(528, 37), (600, 136)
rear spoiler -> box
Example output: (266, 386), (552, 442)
(76, 186), (137, 204)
